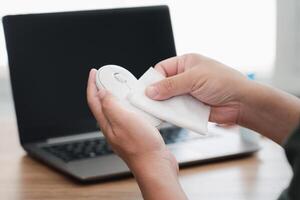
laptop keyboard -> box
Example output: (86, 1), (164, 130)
(42, 127), (198, 162)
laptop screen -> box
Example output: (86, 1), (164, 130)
(3, 6), (176, 143)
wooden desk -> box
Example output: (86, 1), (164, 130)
(0, 118), (292, 200)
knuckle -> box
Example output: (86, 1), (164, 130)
(184, 53), (200, 61)
(160, 78), (175, 93)
(101, 122), (110, 133)
(185, 53), (198, 58)
(101, 96), (112, 110)
(87, 95), (96, 108)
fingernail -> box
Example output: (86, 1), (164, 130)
(146, 86), (158, 99)
(98, 88), (106, 99)
(90, 68), (96, 73)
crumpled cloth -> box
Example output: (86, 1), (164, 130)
(128, 67), (210, 135)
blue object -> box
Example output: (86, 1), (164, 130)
(247, 73), (256, 80)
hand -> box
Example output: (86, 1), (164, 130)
(87, 69), (175, 168)
(87, 69), (187, 200)
(146, 53), (300, 144)
(146, 53), (249, 125)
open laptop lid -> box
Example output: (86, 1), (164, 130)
(2, 6), (176, 144)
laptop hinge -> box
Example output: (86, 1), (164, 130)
(46, 131), (104, 144)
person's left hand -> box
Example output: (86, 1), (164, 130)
(86, 69), (177, 171)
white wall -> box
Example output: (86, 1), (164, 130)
(0, 0), (276, 79)
(274, 0), (300, 94)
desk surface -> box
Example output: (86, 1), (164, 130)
(0, 117), (292, 200)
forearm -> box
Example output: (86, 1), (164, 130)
(127, 152), (188, 200)
(239, 81), (300, 144)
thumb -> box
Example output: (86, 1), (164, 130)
(145, 70), (194, 100)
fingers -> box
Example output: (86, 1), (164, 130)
(154, 55), (187, 77)
(87, 69), (138, 136)
(86, 69), (112, 137)
(87, 69), (101, 110)
(146, 70), (195, 100)
(100, 90), (130, 128)
(148, 54), (198, 100)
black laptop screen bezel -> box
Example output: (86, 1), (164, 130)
(2, 6), (176, 144)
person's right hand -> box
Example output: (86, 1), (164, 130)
(146, 53), (300, 144)
(146, 53), (250, 125)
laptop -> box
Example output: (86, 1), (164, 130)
(2, 6), (259, 181)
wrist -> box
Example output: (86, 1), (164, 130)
(236, 80), (261, 126)
(127, 149), (178, 177)
(237, 81), (300, 143)
(126, 149), (187, 200)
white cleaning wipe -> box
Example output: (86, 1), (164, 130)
(128, 67), (211, 135)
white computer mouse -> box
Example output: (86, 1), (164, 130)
(96, 65), (162, 127)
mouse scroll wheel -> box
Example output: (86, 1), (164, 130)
(113, 73), (127, 83)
